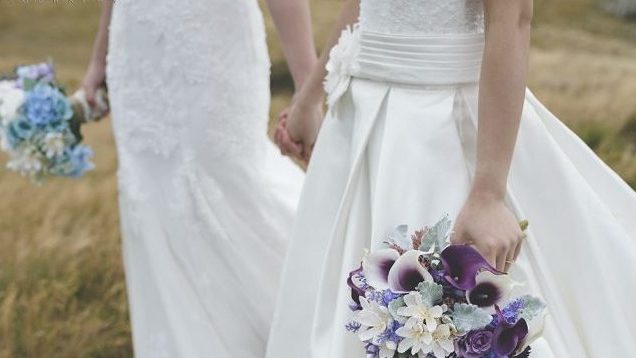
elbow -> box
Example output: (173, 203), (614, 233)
(517, 3), (533, 31)
(485, 0), (533, 33)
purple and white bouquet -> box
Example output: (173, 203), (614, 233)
(0, 62), (106, 182)
(346, 216), (545, 358)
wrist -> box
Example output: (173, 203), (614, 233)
(468, 178), (507, 203)
(296, 84), (324, 108)
(90, 55), (107, 69)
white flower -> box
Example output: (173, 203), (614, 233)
(387, 250), (434, 293)
(362, 248), (400, 290)
(429, 323), (456, 358)
(378, 340), (397, 358)
(324, 24), (360, 110)
(42, 132), (66, 158)
(6, 146), (43, 177)
(397, 292), (446, 332)
(354, 297), (393, 343)
(396, 318), (455, 358)
(466, 271), (519, 313)
(395, 317), (433, 356)
(0, 130), (10, 151)
(0, 81), (25, 126)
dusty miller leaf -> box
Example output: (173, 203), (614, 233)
(452, 303), (493, 332)
(416, 281), (443, 306)
(419, 215), (452, 253)
(388, 296), (407, 323)
(519, 295), (546, 322)
(387, 225), (410, 249)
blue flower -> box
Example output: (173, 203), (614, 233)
(50, 144), (94, 178)
(67, 145), (94, 177)
(500, 298), (525, 324)
(5, 115), (35, 148)
(23, 84), (72, 127)
(376, 319), (402, 346)
(345, 321), (362, 333)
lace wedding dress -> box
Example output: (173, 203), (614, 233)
(106, 1), (304, 356)
(267, 0), (636, 357)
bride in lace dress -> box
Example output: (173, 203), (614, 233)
(81, 0), (315, 356)
(269, 0), (636, 357)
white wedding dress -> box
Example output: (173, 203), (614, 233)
(105, 1), (304, 356)
(267, 0), (636, 357)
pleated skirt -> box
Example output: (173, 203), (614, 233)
(267, 32), (636, 358)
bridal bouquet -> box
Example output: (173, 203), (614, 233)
(0, 62), (107, 182)
(346, 216), (545, 358)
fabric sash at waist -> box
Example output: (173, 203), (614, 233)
(355, 31), (485, 86)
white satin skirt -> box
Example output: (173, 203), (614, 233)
(267, 31), (636, 358)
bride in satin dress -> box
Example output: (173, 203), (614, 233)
(81, 0), (315, 356)
(269, 0), (636, 357)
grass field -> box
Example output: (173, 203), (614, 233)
(0, 1), (635, 356)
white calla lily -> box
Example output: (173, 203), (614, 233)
(362, 248), (400, 290)
(466, 270), (517, 313)
(387, 250), (433, 293)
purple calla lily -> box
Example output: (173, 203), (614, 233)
(492, 313), (529, 357)
(347, 265), (366, 307)
(440, 245), (502, 290)
(362, 248), (400, 290)
(387, 250), (433, 293)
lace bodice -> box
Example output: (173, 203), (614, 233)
(360, 0), (484, 35)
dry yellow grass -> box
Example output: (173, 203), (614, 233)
(0, 1), (635, 356)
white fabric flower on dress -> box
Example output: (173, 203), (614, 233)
(323, 24), (361, 111)
(354, 296), (393, 343)
(397, 292), (446, 332)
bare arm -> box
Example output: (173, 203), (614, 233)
(82, 0), (113, 105)
(474, 0), (533, 200)
(452, 0), (534, 272)
(292, 0), (360, 105)
(265, 0), (318, 89)
(275, 0), (360, 159)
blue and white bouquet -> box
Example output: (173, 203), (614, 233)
(346, 216), (546, 358)
(0, 62), (105, 182)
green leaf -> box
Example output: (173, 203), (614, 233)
(388, 296), (407, 323)
(518, 295), (546, 322)
(419, 215), (452, 253)
(22, 78), (37, 91)
(451, 303), (493, 332)
(416, 281), (443, 307)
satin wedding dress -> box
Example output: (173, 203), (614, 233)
(106, 1), (303, 356)
(267, 0), (636, 357)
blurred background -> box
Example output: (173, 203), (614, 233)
(0, 0), (635, 356)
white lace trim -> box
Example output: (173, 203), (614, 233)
(360, 0), (485, 35)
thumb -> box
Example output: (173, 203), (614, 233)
(85, 87), (96, 107)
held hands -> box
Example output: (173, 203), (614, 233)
(274, 96), (324, 164)
(81, 60), (107, 108)
(451, 191), (525, 273)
